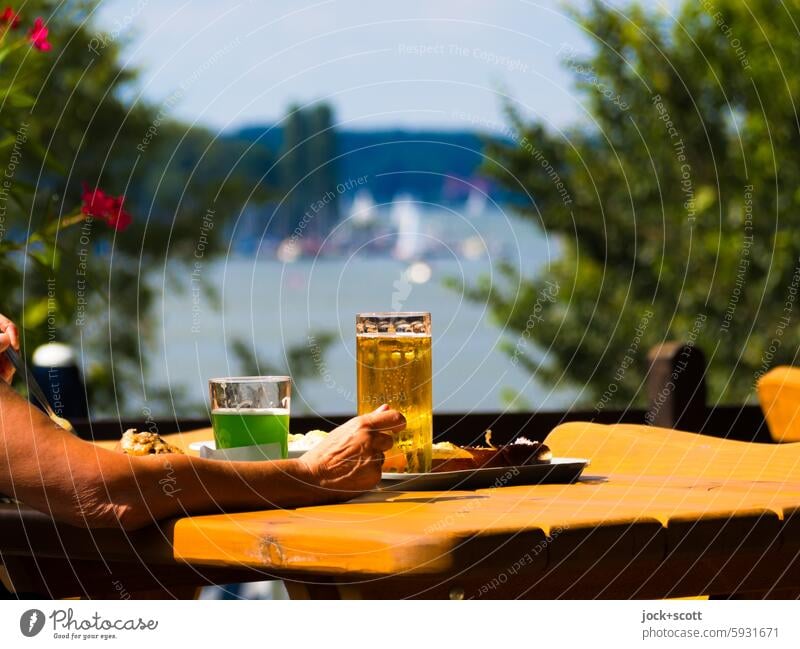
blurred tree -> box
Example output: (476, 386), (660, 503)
(0, 1), (276, 416)
(306, 103), (338, 235)
(279, 103), (309, 238)
(478, 0), (800, 407)
(231, 331), (336, 415)
(278, 102), (338, 239)
(237, 125), (510, 206)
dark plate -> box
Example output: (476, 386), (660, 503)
(379, 458), (589, 491)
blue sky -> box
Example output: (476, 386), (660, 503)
(96, 0), (676, 133)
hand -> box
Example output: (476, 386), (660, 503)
(298, 405), (406, 501)
(0, 313), (19, 384)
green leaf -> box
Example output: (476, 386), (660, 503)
(7, 92), (35, 108)
(23, 297), (50, 329)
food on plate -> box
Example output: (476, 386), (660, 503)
(286, 428), (550, 473)
(288, 429), (328, 452)
(461, 438), (551, 469)
(119, 429), (185, 456)
(431, 441), (478, 472)
(503, 435), (552, 463)
(430, 431), (551, 473)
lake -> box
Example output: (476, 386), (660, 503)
(141, 206), (574, 417)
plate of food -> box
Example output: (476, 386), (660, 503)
(188, 430), (329, 459)
(380, 434), (588, 491)
(178, 429), (589, 490)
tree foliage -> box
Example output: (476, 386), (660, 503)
(481, 0), (800, 407)
(278, 103), (338, 238)
(0, 1), (276, 415)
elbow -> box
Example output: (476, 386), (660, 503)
(67, 453), (180, 530)
(62, 483), (136, 530)
(114, 501), (159, 531)
(66, 472), (157, 531)
(66, 490), (155, 531)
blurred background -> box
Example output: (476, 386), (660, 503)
(2, 0), (798, 423)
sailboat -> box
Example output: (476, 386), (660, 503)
(391, 194), (425, 261)
(350, 189), (376, 226)
(464, 185), (488, 219)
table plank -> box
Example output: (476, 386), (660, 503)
(545, 422), (800, 480)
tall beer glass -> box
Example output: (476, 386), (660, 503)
(356, 312), (432, 473)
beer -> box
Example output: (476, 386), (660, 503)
(357, 313), (432, 473)
(211, 407), (289, 457)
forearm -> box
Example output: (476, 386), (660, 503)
(0, 382), (324, 529)
(111, 453), (323, 529)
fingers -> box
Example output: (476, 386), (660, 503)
(360, 408), (407, 435)
(0, 314), (19, 351)
(358, 408), (406, 455)
(0, 324), (17, 382)
(364, 454), (384, 486)
(369, 431), (394, 452)
(0, 358), (13, 383)
(0, 330), (16, 384)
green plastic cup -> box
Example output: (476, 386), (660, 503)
(208, 376), (291, 460)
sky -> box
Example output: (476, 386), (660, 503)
(95, 0), (677, 133)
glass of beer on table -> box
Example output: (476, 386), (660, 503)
(356, 312), (432, 473)
(208, 376), (291, 460)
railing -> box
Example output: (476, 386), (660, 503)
(72, 342), (772, 444)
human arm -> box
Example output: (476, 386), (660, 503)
(0, 313), (19, 383)
(0, 381), (403, 530)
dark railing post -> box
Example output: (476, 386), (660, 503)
(646, 342), (707, 432)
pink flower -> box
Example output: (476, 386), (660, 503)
(81, 184), (133, 232)
(28, 17), (51, 51)
(0, 7), (21, 29)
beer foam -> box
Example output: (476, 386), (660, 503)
(211, 407), (289, 416)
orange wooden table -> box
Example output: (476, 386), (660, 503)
(4, 422), (800, 599)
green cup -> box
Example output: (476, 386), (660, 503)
(208, 376), (291, 461)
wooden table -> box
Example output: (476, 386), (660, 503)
(3, 422), (800, 599)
